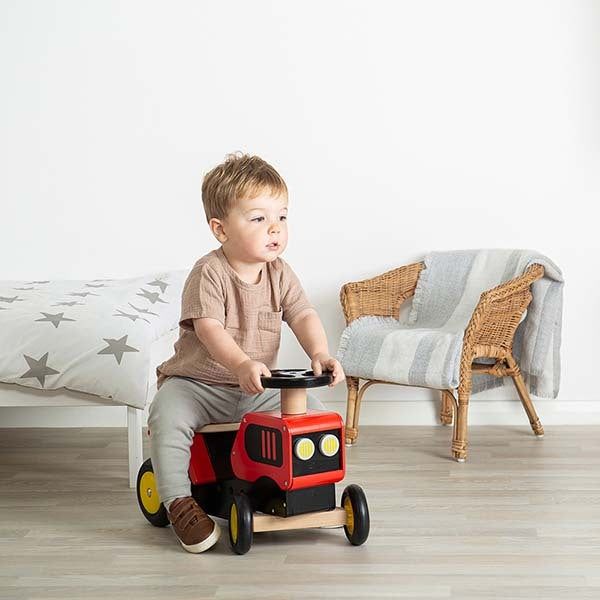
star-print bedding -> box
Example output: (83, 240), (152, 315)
(0, 271), (187, 409)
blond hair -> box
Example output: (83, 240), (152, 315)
(201, 152), (288, 223)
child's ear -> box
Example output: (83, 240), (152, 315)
(209, 218), (227, 243)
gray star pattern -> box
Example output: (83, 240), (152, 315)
(53, 301), (84, 307)
(20, 352), (60, 387)
(146, 279), (169, 293)
(136, 288), (167, 304)
(128, 302), (159, 316)
(69, 292), (100, 297)
(114, 309), (150, 324)
(35, 312), (76, 328)
(0, 295), (24, 303)
(97, 335), (139, 365)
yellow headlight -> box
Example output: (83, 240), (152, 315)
(319, 433), (340, 457)
(294, 437), (315, 461)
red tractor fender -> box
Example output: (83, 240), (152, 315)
(188, 433), (217, 485)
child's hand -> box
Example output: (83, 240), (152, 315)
(234, 359), (272, 395)
(311, 353), (345, 387)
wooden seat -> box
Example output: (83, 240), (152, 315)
(339, 261), (545, 461)
(196, 422), (241, 434)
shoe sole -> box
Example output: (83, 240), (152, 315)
(180, 522), (221, 554)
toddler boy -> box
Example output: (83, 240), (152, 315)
(149, 152), (345, 553)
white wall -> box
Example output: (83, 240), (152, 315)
(1, 0), (599, 426)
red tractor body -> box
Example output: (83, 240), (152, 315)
(189, 409), (345, 491)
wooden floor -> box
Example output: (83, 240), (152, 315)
(1, 425), (600, 600)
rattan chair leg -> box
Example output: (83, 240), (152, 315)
(440, 390), (454, 425)
(344, 376), (360, 445)
(505, 354), (544, 437)
(452, 397), (469, 462)
(351, 379), (373, 445)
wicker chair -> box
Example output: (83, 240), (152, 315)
(339, 261), (545, 461)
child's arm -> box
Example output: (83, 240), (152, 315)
(193, 318), (249, 373)
(288, 309), (345, 387)
(193, 318), (271, 394)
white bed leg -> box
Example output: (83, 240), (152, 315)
(127, 406), (143, 488)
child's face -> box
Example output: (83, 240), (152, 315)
(218, 192), (288, 263)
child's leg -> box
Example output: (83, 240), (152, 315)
(148, 376), (241, 506)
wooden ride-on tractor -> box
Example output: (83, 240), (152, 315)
(137, 369), (370, 554)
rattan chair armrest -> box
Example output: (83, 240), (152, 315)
(462, 263), (545, 357)
(480, 263), (545, 304)
(339, 261), (424, 324)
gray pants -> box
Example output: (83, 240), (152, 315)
(148, 376), (326, 505)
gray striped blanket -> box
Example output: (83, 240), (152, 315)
(336, 249), (563, 398)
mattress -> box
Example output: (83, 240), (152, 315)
(0, 271), (186, 409)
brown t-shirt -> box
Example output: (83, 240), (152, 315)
(156, 246), (314, 389)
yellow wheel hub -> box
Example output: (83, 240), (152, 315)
(344, 497), (355, 535)
(139, 471), (161, 514)
(230, 503), (238, 543)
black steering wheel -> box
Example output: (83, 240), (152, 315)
(260, 369), (333, 389)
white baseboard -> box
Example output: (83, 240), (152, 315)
(327, 399), (600, 425)
(1, 399), (600, 427)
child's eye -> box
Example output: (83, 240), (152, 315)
(251, 216), (286, 222)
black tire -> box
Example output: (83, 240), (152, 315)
(136, 458), (169, 527)
(228, 494), (253, 555)
(341, 484), (370, 546)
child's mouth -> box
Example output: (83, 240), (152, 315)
(267, 243), (279, 250)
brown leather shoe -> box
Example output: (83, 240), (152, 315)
(167, 497), (220, 553)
